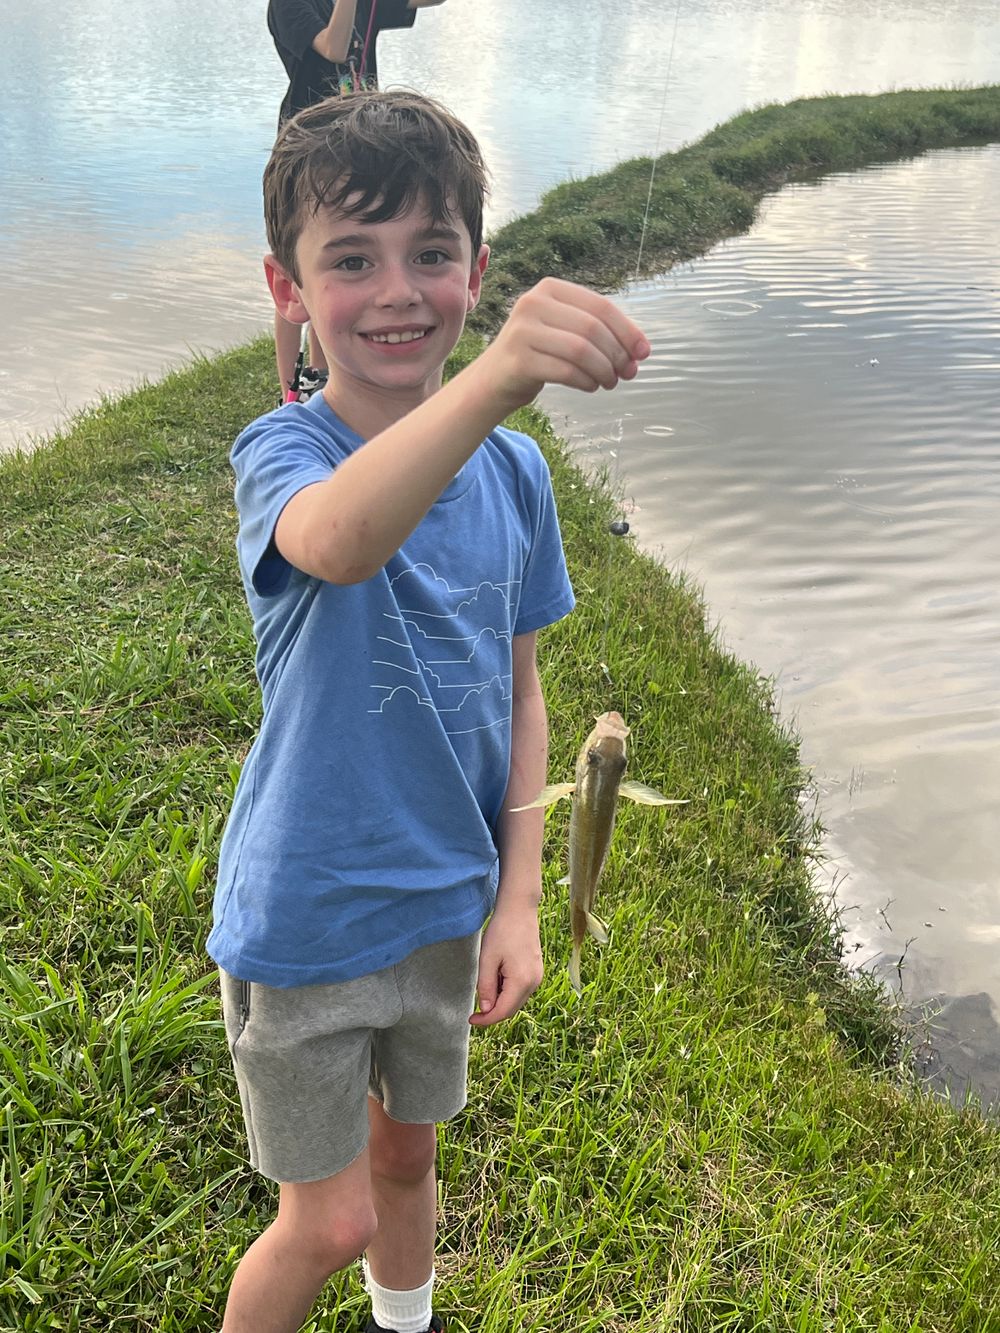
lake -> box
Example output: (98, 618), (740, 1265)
(542, 140), (1000, 1104)
(4, 0), (999, 448)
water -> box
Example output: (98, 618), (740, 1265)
(3, 0), (999, 447)
(2, 0), (1000, 1097)
(543, 143), (1000, 1104)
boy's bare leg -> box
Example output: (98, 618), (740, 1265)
(274, 311), (303, 397)
(222, 1148), (376, 1333)
(309, 326), (328, 373)
(365, 1098), (438, 1290)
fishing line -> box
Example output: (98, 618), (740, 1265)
(598, 421), (628, 691)
(634, 0), (683, 280)
(597, 512), (630, 696)
(597, 0), (683, 697)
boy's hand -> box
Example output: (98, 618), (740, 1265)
(470, 899), (544, 1027)
(481, 277), (650, 415)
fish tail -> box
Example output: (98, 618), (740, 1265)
(568, 944), (583, 995)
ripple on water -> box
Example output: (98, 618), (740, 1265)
(701, 299), (763, 317)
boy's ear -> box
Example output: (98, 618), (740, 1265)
(467, 244), (490, 313)
(264, 254), (310, 326)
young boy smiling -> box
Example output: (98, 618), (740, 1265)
(207, 91), (649, 1333)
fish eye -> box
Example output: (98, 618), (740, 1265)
(586, 748), (601, 765)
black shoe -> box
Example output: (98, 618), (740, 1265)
(364, 1316), (443, 1333)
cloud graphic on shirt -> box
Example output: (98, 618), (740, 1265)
(370, 658), (446, 690)
(369, 676), (511, 732)
(424, 626), (510, 666)
(394, 618), (474, 645)
(374, 565), (514, 709)
(454, 582), (511, 622)
(388, 567), (517, 618)
(378, 619), (511, 664)
(441, 676), (512, 734)
(367, 684), (435, 715)
(388, 563), (463, 600)
(452, 675), (511, 710)
(376, 622), (469, 661)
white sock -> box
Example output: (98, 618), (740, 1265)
(363, 1258), (434, 1333)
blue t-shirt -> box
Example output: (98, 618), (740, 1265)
(207, 395), (575, 987)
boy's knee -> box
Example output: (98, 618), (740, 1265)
(370, 1120), (437, 1187)
(277, 1196), (378, 1276)
(299, 1206), (378, 1275)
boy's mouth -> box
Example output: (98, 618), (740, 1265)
(362, 327), (431, 345)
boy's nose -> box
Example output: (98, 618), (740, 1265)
(374, 264), (421, 307)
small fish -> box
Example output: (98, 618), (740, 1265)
(514, 711), (687, 993)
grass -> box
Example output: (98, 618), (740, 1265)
(3, 87), (1000, 1330)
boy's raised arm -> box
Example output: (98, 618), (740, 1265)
(310, 0), (361, 64)
(274, 278), (650, 585)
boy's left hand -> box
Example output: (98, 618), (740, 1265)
(470, 900), (544, 1027)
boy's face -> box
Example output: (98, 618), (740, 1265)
(268, 193), (489, 413)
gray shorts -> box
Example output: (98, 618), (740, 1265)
(219, 931), (481, 1184)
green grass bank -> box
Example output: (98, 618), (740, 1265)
(471, 84), (1000, 333)
(2, 89), (1000, 1331)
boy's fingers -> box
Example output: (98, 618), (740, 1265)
(475, 969), (498, 1016)
(525, 328), (632, 393)
(494, 279), (650, 402)
(535, 312), (635, 383)
(469, 964), (539, 1026)
(531, 279), (650, 365)
(530, 348), (612, 393)
(470, 982), (519, 1027)
(529, 302), (650, 387)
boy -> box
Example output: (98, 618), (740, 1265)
(268, 0), (448, 124)
(207, 91), (649, 1333)
(267, 0), (448, 397)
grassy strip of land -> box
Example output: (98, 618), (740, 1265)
(471, 85), (1000, 333)
(2, 89), (1000, 1331)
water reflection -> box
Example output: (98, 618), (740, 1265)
(542, 145), (1000, 1102)
(3, 0), (1000, 446)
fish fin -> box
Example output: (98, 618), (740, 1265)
(585, 911), (609, 944)
(556, 874), (571, 886)
(618, 781), (689, 807)
(511, 782), (576, 812)
(568, 945), (583, 995)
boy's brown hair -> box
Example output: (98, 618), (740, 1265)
(264, 90), (489, 283)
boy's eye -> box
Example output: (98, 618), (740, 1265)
(415, 249), (450, 266)
(335, 255), (370, 271)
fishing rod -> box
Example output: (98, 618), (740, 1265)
(357, 0), (378, 90)
(285, 322), (310, 404)
(338, 0), (379, 95)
